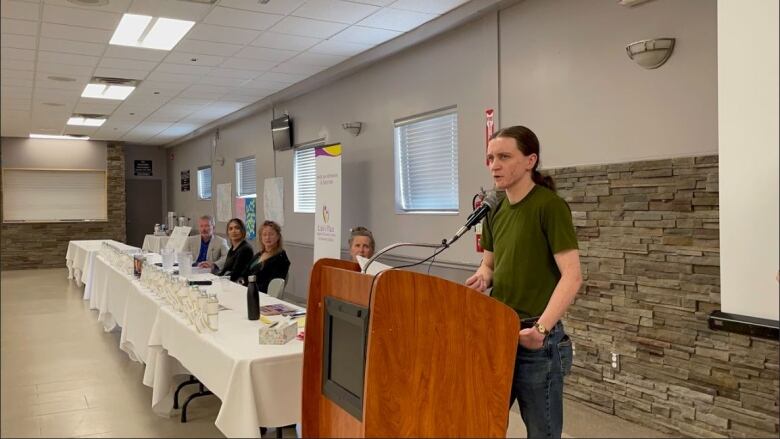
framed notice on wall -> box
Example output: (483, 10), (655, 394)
(134, 160), (152, 176)
(181, 170), (190, 192)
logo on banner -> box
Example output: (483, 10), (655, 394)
(322, 205), (330, 223)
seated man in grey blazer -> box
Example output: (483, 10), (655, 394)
(186, 215), (229, 271)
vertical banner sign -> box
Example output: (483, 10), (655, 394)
(313, 143), (342, 262)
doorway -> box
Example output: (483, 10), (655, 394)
(126, 179), (163, 248)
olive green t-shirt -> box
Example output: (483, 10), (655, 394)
(480, 185), (578, 319)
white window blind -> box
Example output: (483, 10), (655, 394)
(394, 109), (459, 212)
(2, 169), (107, 222)
(197, 166), (212, 200)
(236, 157), (256, 197)
(294, 146), (317, 213)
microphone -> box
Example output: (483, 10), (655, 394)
(446, 191), (500, 246)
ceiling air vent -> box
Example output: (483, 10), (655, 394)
(93, 77), (138, 86)
(67, 0), (110, 6)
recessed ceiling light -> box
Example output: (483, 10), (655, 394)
(68, 115), (107, 127)
(47, 75), (76, 82)
(110, 13), (195, 51)
(81, 77), (138, 100)
(30, 134), (90, 140)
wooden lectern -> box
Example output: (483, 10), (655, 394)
(302, 258), (520, 437)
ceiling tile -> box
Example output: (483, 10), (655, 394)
(389, 0), (468, 14)
(349, 0), (395, 5)
(40, 22), (113, 44)
(42, 4), (120, 30)
(2, 58), (34, 70)
(203, 6), (282, 31)
(1, 86), (32, 98)
(155, 62), (213, 76)
(102, 45), (168, 62)
(98, 56), (158, 71)
(157, 122), (199, 137)
(187, 23), (261, 45)
(175, 39), (243, 57)
(271, 62), (324, 76)
(196, 75), (246, 87)
(179, 84), (230, 99)
(165, 51), (225, 67)
(220, 57), (276, 71)
(308, 39), (371, 56)
(250, 31), (320, 51)
(2, 68), (33, 80)
(37, 50), (99, 67)
(1, 18), (39, 36)
(35, 72), (90, 90)
(93, 67), (149, 80)
(216, 0), (305, 15)
(357, 7), (436, 32)
(73, 99), (122, 115)
(1, 99), (32, 111)
(331, 25), (401, 45)
(46, 0), (131, 13)
(1, 47), (36, 61)
(205, 68), (261, 80)
(128, 0), (211, 22)
(121, 93), (172, 109)
(0, 33), (36, 49)
(225, 86), (275, 98)
(1, 0), (39, 21)
(1, 75), (33, 88)
(38, 38), (106, 56)
(268, 16), (348, 39)
(293, 0), (379, 25)
(253, 71), (306, 85)
(136, 80), (190, 94)
(289, 51), (347, 67)
(145, 71), (201, 84)
(37, 61), (95, 77)
(235, 45), (298, 62)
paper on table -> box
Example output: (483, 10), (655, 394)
(356, 255), (393, 276)
(165, 226), (191, 252)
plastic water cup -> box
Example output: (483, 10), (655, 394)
(161, 248), (175, 270)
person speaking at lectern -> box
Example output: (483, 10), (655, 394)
(465, 125), (582, 439)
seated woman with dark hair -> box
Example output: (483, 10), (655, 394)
(218, 218), (254, 282)
(239, 220), (290, 293)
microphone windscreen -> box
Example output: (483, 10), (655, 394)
(482, 191), (500, 209)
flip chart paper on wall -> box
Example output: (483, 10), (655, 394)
(217, 183), (232, 222)
(263, 177), (284, 226)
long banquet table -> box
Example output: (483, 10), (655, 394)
(75, 241), (304, 438)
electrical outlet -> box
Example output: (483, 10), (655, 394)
(611, 352), (619, 369)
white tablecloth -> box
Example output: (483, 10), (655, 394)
(65, 240), (106, 287)
(142, 234), (170, 253)
(84, 251), (304, 437)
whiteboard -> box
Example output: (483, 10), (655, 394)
(2, 169), (107, 222)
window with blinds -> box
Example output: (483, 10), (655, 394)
(197, 166), (212, 200)
(236, 156), (256, 198)
(394, 108), (459, 213)
(294, 145), (317, 213)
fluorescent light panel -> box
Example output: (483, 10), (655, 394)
(68, 116), (106, 127)
(110, 13), (194, 51)
(30, 134), (90, 140)
(81, 83), (135, 100)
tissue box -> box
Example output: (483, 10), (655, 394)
(259, 320), (298, 345)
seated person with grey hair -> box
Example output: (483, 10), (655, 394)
(186, 215), (229, 271)
(349, 226), (375, 262)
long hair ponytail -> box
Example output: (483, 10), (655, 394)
(490, 125), (555, 191)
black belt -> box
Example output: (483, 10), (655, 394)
(520, 317), (539, 329)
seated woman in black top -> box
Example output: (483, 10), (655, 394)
(239, 220), (290, 293)
(218, 218), (255, 282)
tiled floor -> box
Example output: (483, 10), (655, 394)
(1, 268), (671, 438)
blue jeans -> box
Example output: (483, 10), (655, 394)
(510, 320), (573, 438)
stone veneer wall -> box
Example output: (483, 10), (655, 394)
(1, 144), (126, 270)
(550, 155), (779, 438)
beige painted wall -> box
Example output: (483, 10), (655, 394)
(499, 0), (718, 168)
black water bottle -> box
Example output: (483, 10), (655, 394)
(246, 275), (260, 321)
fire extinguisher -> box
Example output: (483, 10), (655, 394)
(473, 190), (485, 253)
